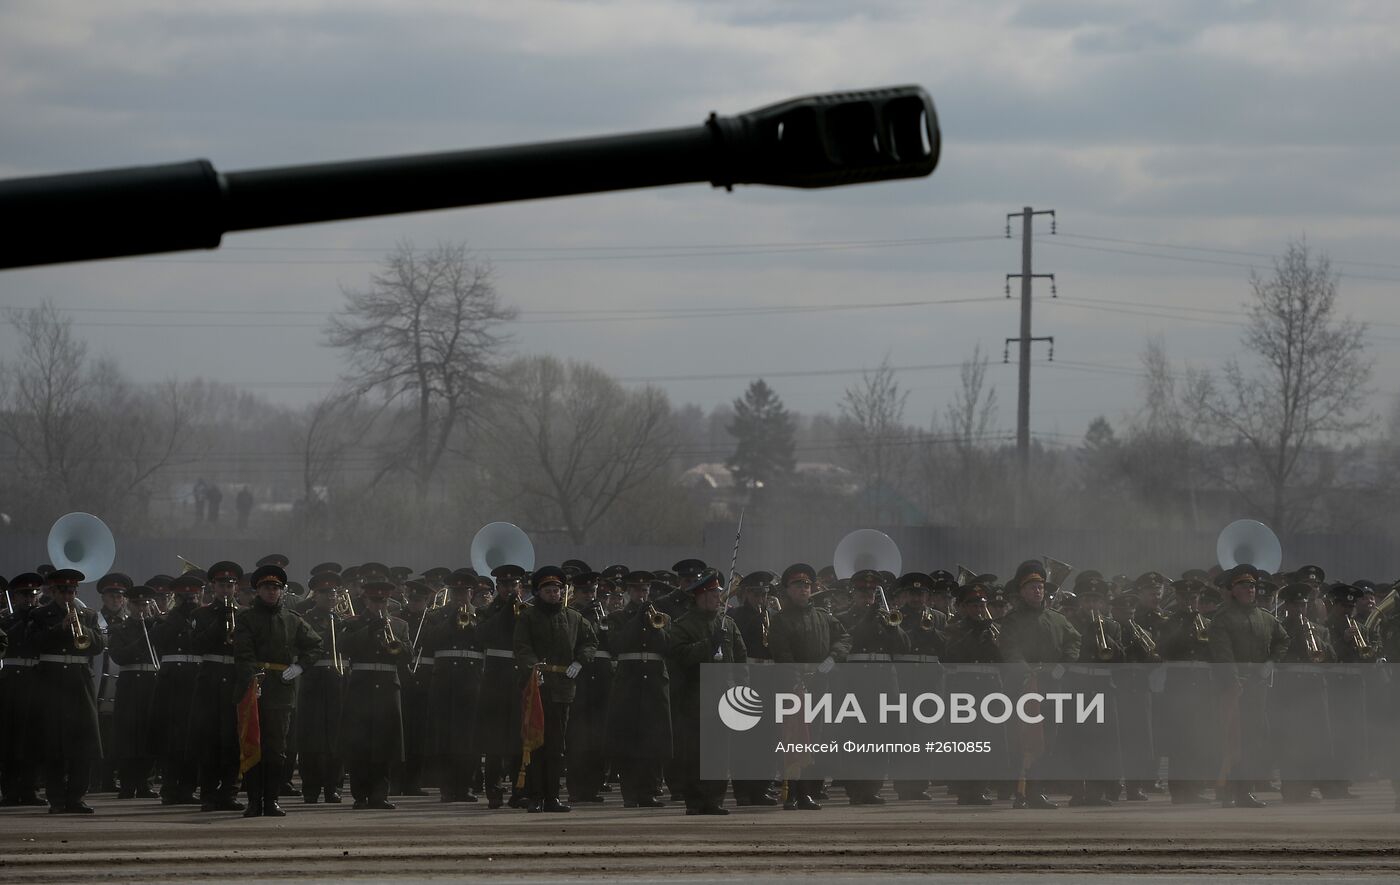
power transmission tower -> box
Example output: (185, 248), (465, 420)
(1004, 206), (1056, 518)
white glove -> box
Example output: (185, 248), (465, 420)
(817, 657), (835, 674)
(280, 663), (304, 683)
(565, 662), (582, 679)
(713, 650), (724, 662)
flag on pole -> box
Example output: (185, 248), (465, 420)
(237, 675), (262, 775)
(516, 666), (545, 789)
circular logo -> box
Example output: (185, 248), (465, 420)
(717, 685), (764, 732)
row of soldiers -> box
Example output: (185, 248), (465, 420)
(1, 554), (1397, 815)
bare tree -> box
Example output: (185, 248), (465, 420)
(326, 242), (515, 500)
(483, 356), (677, 544)
(838, 356), (913, 523)
(0, 301), (195, 530)
(1185, 239), (1371, 531)
(925, 344), (1002, 525)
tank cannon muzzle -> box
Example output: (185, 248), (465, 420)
(0, 86), (938, 270)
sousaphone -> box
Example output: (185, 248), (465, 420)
(833, 529), (902, 579)
(46, 512), (116, 583)
(470, 522), (536, 576)
(1215, 519), (1282, 574)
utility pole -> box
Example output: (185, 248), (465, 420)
(1004, 207), (1055, 520)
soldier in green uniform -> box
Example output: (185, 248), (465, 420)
(149, 572), (205, 805)
(1207, 564), (1290, 808)
(727, 571), (780, 807)
(297, 572), (347, 803)
(837, 569), (909, 805)
(942, 581), (1006, 805)
(91, 574), (130, 794)
(1000, 559), (1081, 810)
(426, 568), (484, 803)
(1158, 580), (1219, 804)
(31, 568), (105, 813)
(565, 571), (612, 804)
(1064, 578), (1124, 806)
(192, 561), (245, 812)
(232, 564), (323, 817)
(397, 581), (436, 797)
(107, 585), (163, 799)
(891, 572), (947, 802)
(513, 566), (597, 813)
(1120, 572), (1170, 800)
(769, 562), (850, 811)
(476, 564), (528, 809)
(1270, 582), (1335, 803)
(607, 569), (674, 808)
(339, 580), (409, 810)
(1, 573), (48, 807)
(666, 568), (745, 815)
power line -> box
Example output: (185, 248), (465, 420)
(1043, 237), (1400, 284)
(1059, 232), (1400, 274)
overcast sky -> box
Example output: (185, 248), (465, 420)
(3, 0), (1399, 446)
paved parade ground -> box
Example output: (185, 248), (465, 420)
(1, 782), (1396, 883)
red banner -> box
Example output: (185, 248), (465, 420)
(516, 667), (545, 789)
(237, 677), (262, 775)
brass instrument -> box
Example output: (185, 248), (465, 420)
(138, 606), (161, 671)
(919, 608), (936, 631)
(177, 555), (203, 575)
(760, 606), (771, 648)
(1297, 609), (1324, 663)
(875, 586), (902, 627)
(1346, 614), (1376, 660)
(956, 564), (977, 587)
(976, 600), (1001, 641)
(1091, 609), (1115, 662)
(513, 598), (529, 618)
(646, 603), (670, 630)
(329, 610), (344, 676)
(68, 601), (93, 650)
(1364, 587), (1396, 633)
(1043, 555), (1073, 588)
(225, 601), (237, 646)
(1128, 619), (1159, 659)
(1192, 612), (1210, 644)
(457, 603), (476, 629)
(381, 616), (404, 655)
(334, 588), (357, 618)
(591, 600), (608, 633)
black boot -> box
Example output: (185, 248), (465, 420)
(242, 765), (264, 818)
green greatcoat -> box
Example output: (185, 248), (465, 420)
(512, 602), (596, 704)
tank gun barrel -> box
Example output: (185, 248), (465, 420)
(0, 85), (938, 270)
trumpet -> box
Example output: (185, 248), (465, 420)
(381, 616), (404, 655)
(69, 601), (92, 650)
(138, 605), (161, 670)
(457, 603), (476, 629)
(1345, 614), (1375, 660)
(918, 608), (936, 631)
(875, 586), (902, 627)
(1091, 609), (1115, 662)
(591, 599), (608, 632)
(513, 598), (530, 618)
(225, 602), (237, 647)
(646, 603), (670, 630)
(760, 606), (771, 648)
(1191, 612), (1210, 644)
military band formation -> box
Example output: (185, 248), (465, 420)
(2, 552), (1398, 817)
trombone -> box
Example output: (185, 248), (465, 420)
(1345, 614), (1376, 660)
(138, 605), (161, 671)
(381, 615), (404, 656)
(975, 600), (1001, 641)
(1296, 609), (1325, 663)
(1090, 609), (1115, 662)
(875, 586), (902, 627)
